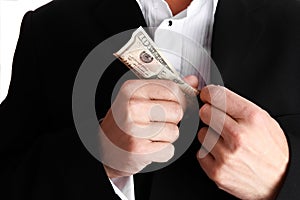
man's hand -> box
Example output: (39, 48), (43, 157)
(100, 79), (186, 178)
(197, 85), (289, 200)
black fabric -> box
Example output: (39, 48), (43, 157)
(0, 0), (299, 199)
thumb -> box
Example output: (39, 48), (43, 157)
(183, 75), (199, 89)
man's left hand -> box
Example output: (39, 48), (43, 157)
(197, 85), (289, 200)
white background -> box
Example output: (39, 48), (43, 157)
(0, 0), (52, 103)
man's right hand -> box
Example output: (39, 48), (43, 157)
(100, 79), (186, 178)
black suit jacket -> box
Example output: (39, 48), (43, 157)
(0, 0), (299, 199)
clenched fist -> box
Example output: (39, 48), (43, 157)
(100, 79), (187, 178)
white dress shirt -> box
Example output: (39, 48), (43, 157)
(138, 0), (218, 88)
(109, 176), (135, 200)
(110, 0), (218, 199)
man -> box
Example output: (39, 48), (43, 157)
(0, 0), (299, 199)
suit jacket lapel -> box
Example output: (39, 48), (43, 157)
(92, 1), (153, 199)
(92, 0), (147, 38)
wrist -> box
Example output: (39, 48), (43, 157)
(103, 164), (132, 179)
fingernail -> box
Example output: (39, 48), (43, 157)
(197, 148), (208, 159)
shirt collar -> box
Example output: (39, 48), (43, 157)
(136, 0), (219, 19)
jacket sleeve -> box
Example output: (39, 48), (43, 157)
(275, 1), (300, 198)
(0, 11), (43, 197)
(276, 114), (300, 200)
(0, 12), (120, 200)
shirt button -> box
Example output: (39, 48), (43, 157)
(168, 20), (173, 26)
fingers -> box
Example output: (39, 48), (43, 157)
(199, 103), (240, 143)
(197, 127), (225, 159)
(101, 79), (190, 177)
(127, 121), (180, 142)
(200, 85), (259, 120)
(150, 143), (175, 163)
(149, 123), (179, 143)
(183, 75), (199, 89)
(197, 149), (215, 176)
(112, 79), (185, 139)
(122, 79), (185, 106)
(129, 99), (183, 124)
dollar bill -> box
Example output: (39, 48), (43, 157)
(113, 26), (199, 97)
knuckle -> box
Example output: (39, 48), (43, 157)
(120, 80), (137, 98)
(170, 125), (180, 142)
(210, 165), (226, 188)
(218, 151), (231, 166)
(128, 99), (136, 111)
(232, 133), (245, 150)
(128, 99), (142, 113)
(125, 104), (136, 122)
(167, 144), (175, 159)
(121, 79), (135, 91)
(247, 108), (263, 124)
(209, 165), (222, 182)
(158, 144), (175, 162)
(173, 103), (184, 122)
(261, 109), (271, 118)
(162, 124), (179, 143)
(226, 124), (240, 138)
